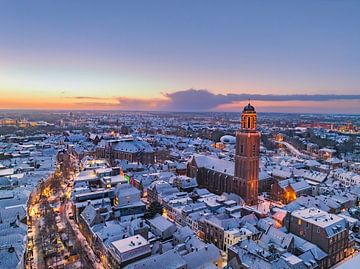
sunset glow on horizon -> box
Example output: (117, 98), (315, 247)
(0, 1), (359, 113)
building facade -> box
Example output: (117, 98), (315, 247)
(187, 103), (261, 205)
(287, 207), (353, 268)
(234, 103), (260, 205)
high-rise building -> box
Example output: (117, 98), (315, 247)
(234, 103), (260, 205)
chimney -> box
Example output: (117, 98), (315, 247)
(8, 245), (15, 253)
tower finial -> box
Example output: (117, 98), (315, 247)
(248, 98), (251, 105)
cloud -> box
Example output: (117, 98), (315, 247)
(161, 89), (360, 111)
(162, 89), (227, 110)
(74, 101), (120, 107)
(65, 89), (360, 113)
(224, 93), (360, 102)
(65, 96), (111, 100)
(117, 97), (168, 110)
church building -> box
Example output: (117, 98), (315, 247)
(187, 102), (260, 205)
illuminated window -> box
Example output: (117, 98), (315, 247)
(298, 219), (302, 225)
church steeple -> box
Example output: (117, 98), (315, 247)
(234, 101), (260, 205)
(241, 102), (257, 131)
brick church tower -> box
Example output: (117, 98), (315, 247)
(234, 102), (260, 205)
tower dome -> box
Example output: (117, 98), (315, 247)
(243, 103), (255, 112)
(241, 102), (257, 131)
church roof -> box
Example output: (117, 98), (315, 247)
(191, 154), (234, 176)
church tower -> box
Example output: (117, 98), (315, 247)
(234, 102), (260, 205)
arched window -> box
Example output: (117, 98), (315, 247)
(247, 117), (250, 128)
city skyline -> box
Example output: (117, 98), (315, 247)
(1, 1), (359, 113)
(1, 2), (360, 268)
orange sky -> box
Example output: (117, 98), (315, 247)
(1, 1), (359, 113)
(1, 94), (359, 114)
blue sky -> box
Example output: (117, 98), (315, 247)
(0, 0), (359, 112)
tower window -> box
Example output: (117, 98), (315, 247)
(252, 145), (256, 156)
(240, 145), (244, 154)
(247, 117), (251, 129)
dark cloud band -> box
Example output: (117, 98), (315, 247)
(66, 89), (360, 111)
(163, 89), (360, 110)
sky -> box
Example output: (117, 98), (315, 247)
(0, 0), (359, 113)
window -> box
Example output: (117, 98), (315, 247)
(298, 219), (302, 225)
(240, 145), (244, 154)
(252, 145), (256, 156)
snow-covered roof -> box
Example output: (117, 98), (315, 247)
(191, 154), (234, 176)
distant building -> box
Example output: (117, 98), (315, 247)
(319, 148), (336, 161)
(0, 118), (17, 126)
(307, 143), (319, 155)
(97, 138), (155, 164)
(334, 169), (360, 187)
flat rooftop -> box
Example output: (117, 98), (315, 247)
(292, 207), (343, 228)
(110, 235), (149, 254)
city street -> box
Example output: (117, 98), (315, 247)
(26, 153), (102, 269)
(275, 140), (310, 159)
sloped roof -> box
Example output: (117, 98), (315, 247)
(127, 250), (186, 269)
(191, 154), (234, 176)
(113, 140), (154, 153)
(182, 244), (220, 269)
